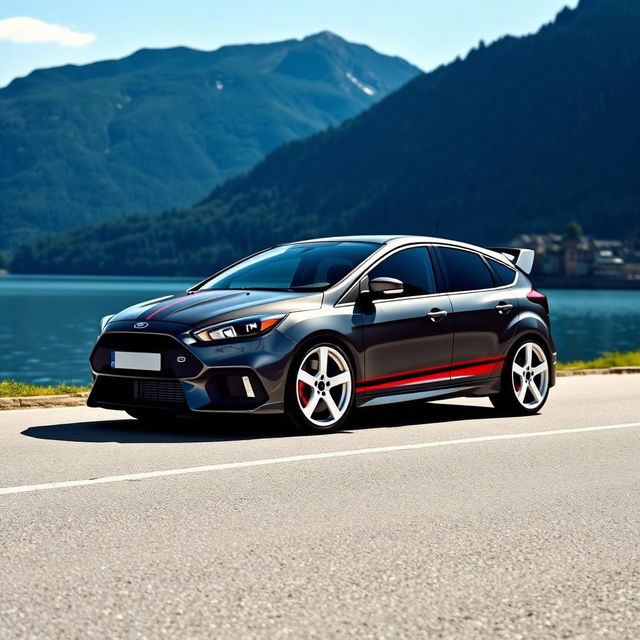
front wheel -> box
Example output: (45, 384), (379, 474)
(490, 340), (550, 415)
(285, 343), (355, 433)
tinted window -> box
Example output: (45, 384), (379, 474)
(438, 247), (494, 292)
(199, 242), (378, 291)
(369, 247), (436, 297)
(487, 257), (516, 286)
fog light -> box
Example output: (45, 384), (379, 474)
(242, 375), (255, 398)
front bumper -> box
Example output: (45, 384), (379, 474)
(87, 321), (295, 414)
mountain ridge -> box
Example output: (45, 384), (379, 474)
(5, 32), (402, 90)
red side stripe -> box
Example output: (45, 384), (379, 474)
(357, 370), (450, 393)
(355, 360), (503, 394)
(356, 355), (505, 385)
(449, 362), (499, 379)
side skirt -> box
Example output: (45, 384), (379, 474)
(355, 379), (500, 408)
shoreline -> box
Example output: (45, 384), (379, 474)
(2, 271), (640, 291)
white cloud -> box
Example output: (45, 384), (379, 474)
(0, 16), (95, 47)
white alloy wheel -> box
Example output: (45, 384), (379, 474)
(295, 345), (353, 428)
(511, 341), (549, 410)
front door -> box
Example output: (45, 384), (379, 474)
(357, 246), (454, 397)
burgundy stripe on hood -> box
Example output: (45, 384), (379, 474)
(145, 292), (210, 320)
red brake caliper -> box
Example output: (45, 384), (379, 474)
(298, 380), (310, 407)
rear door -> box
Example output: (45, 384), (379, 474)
(433, 246), (518, 382)
(358, 246), (454, 396)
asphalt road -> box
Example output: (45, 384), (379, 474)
(1, 374), (639, 639)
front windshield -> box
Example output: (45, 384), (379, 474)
(198, 241), (379, 292)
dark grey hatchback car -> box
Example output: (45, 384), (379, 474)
(89, 235), (556, 433)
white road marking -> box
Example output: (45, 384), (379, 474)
(1, 421), (640, 496)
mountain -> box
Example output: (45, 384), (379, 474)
(0, 32), (419, 248)
(12, 0), (640, 276)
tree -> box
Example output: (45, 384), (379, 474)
(566, 221), (584, 241)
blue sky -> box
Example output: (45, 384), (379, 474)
(1, 0), (579, 87)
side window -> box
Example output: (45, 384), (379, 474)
(487, 257), (516, 286)
(437, 247), (494, 292)
(368, 247), (436, 297)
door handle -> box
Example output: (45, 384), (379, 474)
(496, 301), (513, 314)
(427, 308), (448, 322)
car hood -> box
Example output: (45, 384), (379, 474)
(109, 289), (324, 328)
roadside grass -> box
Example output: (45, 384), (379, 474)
(557, 350), (640, 371)
(0, 380), (90, 397)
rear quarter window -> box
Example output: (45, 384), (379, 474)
(487, 258), (517, 286)
(437, 247), (495, 292)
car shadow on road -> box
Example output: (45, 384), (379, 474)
(351, 401), (501, 431)
(21, 414), (297, 444)
(21, 401), (503, 444)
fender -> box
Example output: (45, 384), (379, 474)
(506, 316), (556, 386)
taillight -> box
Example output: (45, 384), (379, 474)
(527, 288), (549, 314)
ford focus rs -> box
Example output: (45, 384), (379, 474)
(89, 236), (556, 433)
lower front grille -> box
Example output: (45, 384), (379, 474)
(134, 379), (184, 404)
(89, 376), (187, 409)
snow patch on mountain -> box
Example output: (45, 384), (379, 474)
(346, 72), (375, 96)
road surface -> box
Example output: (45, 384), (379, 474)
(1, 374), (639, 639)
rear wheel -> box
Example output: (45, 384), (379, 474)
(285, 343), (355, 433)
(490, 340), (550, 415)
(126, 409), (178, 423)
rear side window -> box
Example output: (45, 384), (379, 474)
(437, 247), (494, 292)
(487, 258), (516, 286)
(369, 247), (436, 297)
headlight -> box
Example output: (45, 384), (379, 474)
(99, 314), (115, 333)
(193, 314), (287, 342)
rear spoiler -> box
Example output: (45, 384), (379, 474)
(487, 247), (535, 275)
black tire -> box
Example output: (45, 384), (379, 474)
(284, 341), (355, 434)
(125, 408), (179, 423)
(490, 338), (551, 416)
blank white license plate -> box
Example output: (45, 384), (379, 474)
(111, 351), (161, 371)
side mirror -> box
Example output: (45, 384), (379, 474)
(369, 276), (404, 296)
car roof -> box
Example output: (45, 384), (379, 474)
(289, 235), (515, 266)
(290, 235), (404, 245)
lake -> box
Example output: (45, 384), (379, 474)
(1, 275), (639, 385)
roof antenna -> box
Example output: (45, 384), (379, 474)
(430, 219), (440, 236)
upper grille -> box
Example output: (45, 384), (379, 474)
(90, 332), (203, 379)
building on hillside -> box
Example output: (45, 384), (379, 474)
(508, 232), (640, 286)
